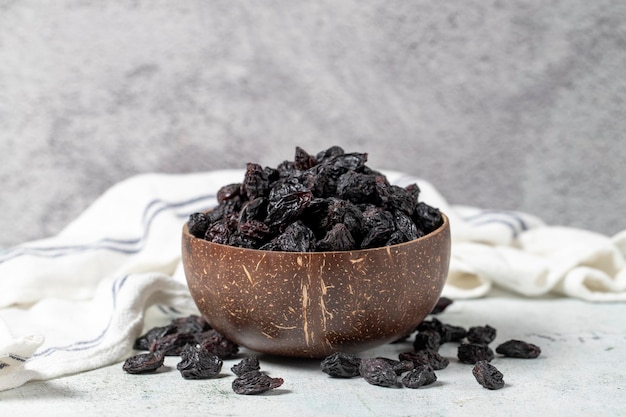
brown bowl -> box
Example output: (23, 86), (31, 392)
(182, 214), (450, 358)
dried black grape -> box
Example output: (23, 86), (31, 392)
(401, 364), (437, 389)
(123, 351), (165, 374)
(472, 361), (505, 390)
(336, 170), (378, 205)
(217, 183), (242, 203)
(413, 202), (443, 234)
(399, 349), (450, 370)
(232, 371), (284, 395)
(261, 221), (316, 252)
(316, 145), (345, 163)
(242, 163), (271, 200)
(133, 325), (175, 351)
(325, 198), (364, 240)
(360, 207), (395, 248)
(413, 330), (442, 351)
(359, 358), (398, 387)
(231, 356), (261, 377)
(374, 357), (414, 375)
(239, 220), (272, 241)
(176, 344), (223, 379)
(238, 197), (268, 224)
(294, 146), (317, 171)
(187, 212), (210, 238)
(457, 343), (495, 364)
(429, 297), (453, 314)
(443, 324), (468, 343)
(496, 340), (541, 359)
(266, 190), (314, 227)
(322, 152), (368, 179)
(320, 352), (362, 378)
(416, 318), (465, 344)
(316, 223), (356, 251)
(149, 332), (197, 356)
(194, 329), (239, 359)
(205, 218), (233, 245)
(466, 325), (497, 345)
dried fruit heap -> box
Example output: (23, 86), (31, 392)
(188, 146), (443, 252)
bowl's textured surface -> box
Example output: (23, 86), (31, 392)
(182, 214), (450, 358)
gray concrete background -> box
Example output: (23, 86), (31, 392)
(1, 0), (625, 247)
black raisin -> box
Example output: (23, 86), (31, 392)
(457, 343), (495, 364)
(231, 356), (261, 377)
(188, 212), (210, 238)
(194, 329), (239, 359)
(472, 360), (505, 390)
(359, 358), (398, 387)
(320, 352), (362, 378)
(466, 325), (497, 345)
(399, 349), (450, 370)
(401, 364), (437, 389)
(496, 340), (541, 359)
(232, 371), (284, 395)
(176, 344), (223, 379)
(123, 351), (165, 374)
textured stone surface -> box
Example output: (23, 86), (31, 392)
(1, 1), (625, 246)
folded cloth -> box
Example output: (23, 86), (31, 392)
(1, 169), (625, 391)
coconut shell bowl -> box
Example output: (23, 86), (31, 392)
(181, 213), (450, 359)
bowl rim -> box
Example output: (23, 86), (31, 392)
(183, 211), (449, 255)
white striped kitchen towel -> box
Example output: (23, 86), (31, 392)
(1, 169), (625, 391)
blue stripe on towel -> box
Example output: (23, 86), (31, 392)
(0, 193), (216, 263)
(462, 210), (529, 238)
(31, 275), (129, 358)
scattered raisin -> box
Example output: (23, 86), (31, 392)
(232, 371), (284, 395)
(496, 340), (541, 359)
(466, 325), (497, 345)
(123, 351), (165, 374)
(231, 356), (261, 377)
(413, 330), (442, 351)
(359, 358), (398, 387)
(320, 352), (362, 378)
(194, 329), (239, 359)
(472, 360), (505, 390)
(401, 364), (437, 389)
(176, 344), (223, 379)
(457, 343), (495, 364)
(399, 349), (450, 370)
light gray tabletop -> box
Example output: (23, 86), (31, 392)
(1, 295), (623, 417)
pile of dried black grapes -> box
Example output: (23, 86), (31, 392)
(123, 297), (541, 393)
(122, 315), (284, 395)
(186, 145), (443, 251)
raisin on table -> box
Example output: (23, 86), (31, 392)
(472, 360), (505, 390)
(496, 339), (541, 359)
(232, 371), (284, 395)
(123, 351), (165, 374)
(320, 352), (362, 378)
(359, 358), (398, 387)
(231, 356), (261, 377)
(457, 343), (495, 364)
(176, 344), (223, 380)
(466, 325), (497, 345)
(401, 364), (437, 389)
